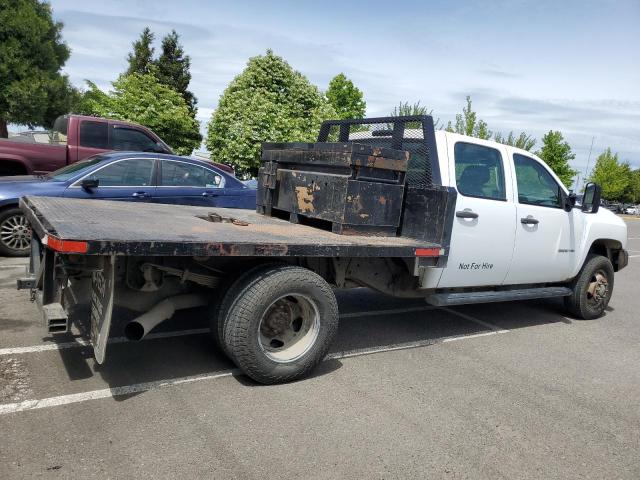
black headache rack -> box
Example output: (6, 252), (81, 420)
(256, 115), (455, 247)
(317, 115), (456, 247)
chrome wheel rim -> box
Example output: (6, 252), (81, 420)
(0, 214), (31, 252)
(586, 269), (609, 307)
(258, 294), (320, 363)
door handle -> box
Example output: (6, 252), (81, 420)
(456, 210), (479, 219)
(132, 192), (150, 198)
(202, 191), (219, 197)
(521, 216), (539, 225)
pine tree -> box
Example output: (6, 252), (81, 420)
(126, 27), (155, 75)
(155, 30), (196, 113)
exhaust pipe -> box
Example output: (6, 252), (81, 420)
(123, 294), (208, 341)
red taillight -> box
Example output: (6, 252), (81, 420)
(415, 247), (441, 257)
(45, 235), (88, 254)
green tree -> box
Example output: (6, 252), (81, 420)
(390, 101), (440, 128)
(0, 0), (77, 137)
(623, 169), (640, 204)
(535, 130), (577, 187)
(445, 96), (492, 140)
(588, 148), (629, 201)
(126, 27), (155, 75)
(206, 50), (336, 177)
(79, 73), (201, 155)
(155, 30), (196, 113)
(326, 73), (365, 120)
(494, 131), (536, 151)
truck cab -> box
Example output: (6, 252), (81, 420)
(422, 131), (627, 291)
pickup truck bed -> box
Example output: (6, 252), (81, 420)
(21, 196), (443, 258)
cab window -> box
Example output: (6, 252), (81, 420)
(111, 127), (158, 152)
(79, 121), (108, 149)
(513, 154), (562, 208)
(454, 142), (506, 201)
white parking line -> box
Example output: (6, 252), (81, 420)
(0, 306), (439, 357)
(0, 370), (240, 415)
(0, 322), (509, 416)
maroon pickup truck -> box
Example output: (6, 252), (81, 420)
(0, 115), (233, 175)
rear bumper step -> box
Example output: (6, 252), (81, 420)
(425, 287), (572, 306)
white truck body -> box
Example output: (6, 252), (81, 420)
(421, 131), (627, 289)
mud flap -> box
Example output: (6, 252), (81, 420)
(90, 255), (115, 364)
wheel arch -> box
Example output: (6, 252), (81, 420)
(0, 158), (30, 175)
(587, 238), (624, 271)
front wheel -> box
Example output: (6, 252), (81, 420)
(219, 265), (339, 384)
(0, 208), (31, 257)
(564, 254), (614, 319)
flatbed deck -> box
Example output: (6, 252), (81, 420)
(21, 196), (443, 258)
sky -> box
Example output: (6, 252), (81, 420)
(43, 0), (640, 180)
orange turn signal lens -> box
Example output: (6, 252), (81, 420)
(46, 236), (88, 254)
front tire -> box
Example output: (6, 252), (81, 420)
(564, 254), (614, 319)
(0, 208), (31, 257)
(220, 265), (339, 384)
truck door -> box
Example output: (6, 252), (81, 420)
(503, 152), (577, 284)
(437, 138), (517, 288)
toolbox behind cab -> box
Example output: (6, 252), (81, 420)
(256, 116), (455, 247)
(257, 141), (410, 235)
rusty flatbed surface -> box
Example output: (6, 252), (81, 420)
(21, 196), (443, 257)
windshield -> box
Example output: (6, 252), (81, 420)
(46, 156), (106, 182)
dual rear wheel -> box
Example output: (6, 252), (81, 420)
(210, 264), (339, 384)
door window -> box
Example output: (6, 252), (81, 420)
(79, 121), (108, 149)
(160, 161), (222, 188)
(111, 127), (158, 152)
(513, 154), (562, 208)
(81, 159), (155, 187)
(454, 142), (506, 200)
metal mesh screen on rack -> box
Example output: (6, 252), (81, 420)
(317, 115), (441, 188)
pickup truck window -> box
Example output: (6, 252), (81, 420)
(454, 142), (506, 201)
(80, 121), (108, 149)
(82, 158), (155, 187)
(111, 127), (158, 151)
(161, 161), (222, 187)
(513, 154), (562, 208)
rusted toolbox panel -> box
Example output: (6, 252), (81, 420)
(257, 142), (410, 235)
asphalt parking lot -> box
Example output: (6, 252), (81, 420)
(1, 219), (639, 479)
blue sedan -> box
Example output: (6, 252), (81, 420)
(0, 152), (256, 256)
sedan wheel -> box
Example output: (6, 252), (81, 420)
(0, 209), (31, 256)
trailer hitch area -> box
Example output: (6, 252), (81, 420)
(197, 212), (250, 226)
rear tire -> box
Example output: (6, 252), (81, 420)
(564, 254), (614, 319)
(0, 207), (31, 257)
(220, 265), (339, 384)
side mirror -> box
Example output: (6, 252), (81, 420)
(563, 191), (577, 212)
(581, 182), (601, 213)
(81, 178), (99, 191)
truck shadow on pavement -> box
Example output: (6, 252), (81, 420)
(51, 288), (608, 396)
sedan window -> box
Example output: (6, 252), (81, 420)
(81, 159), (155, 187)
(161, 161), (222, 188)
